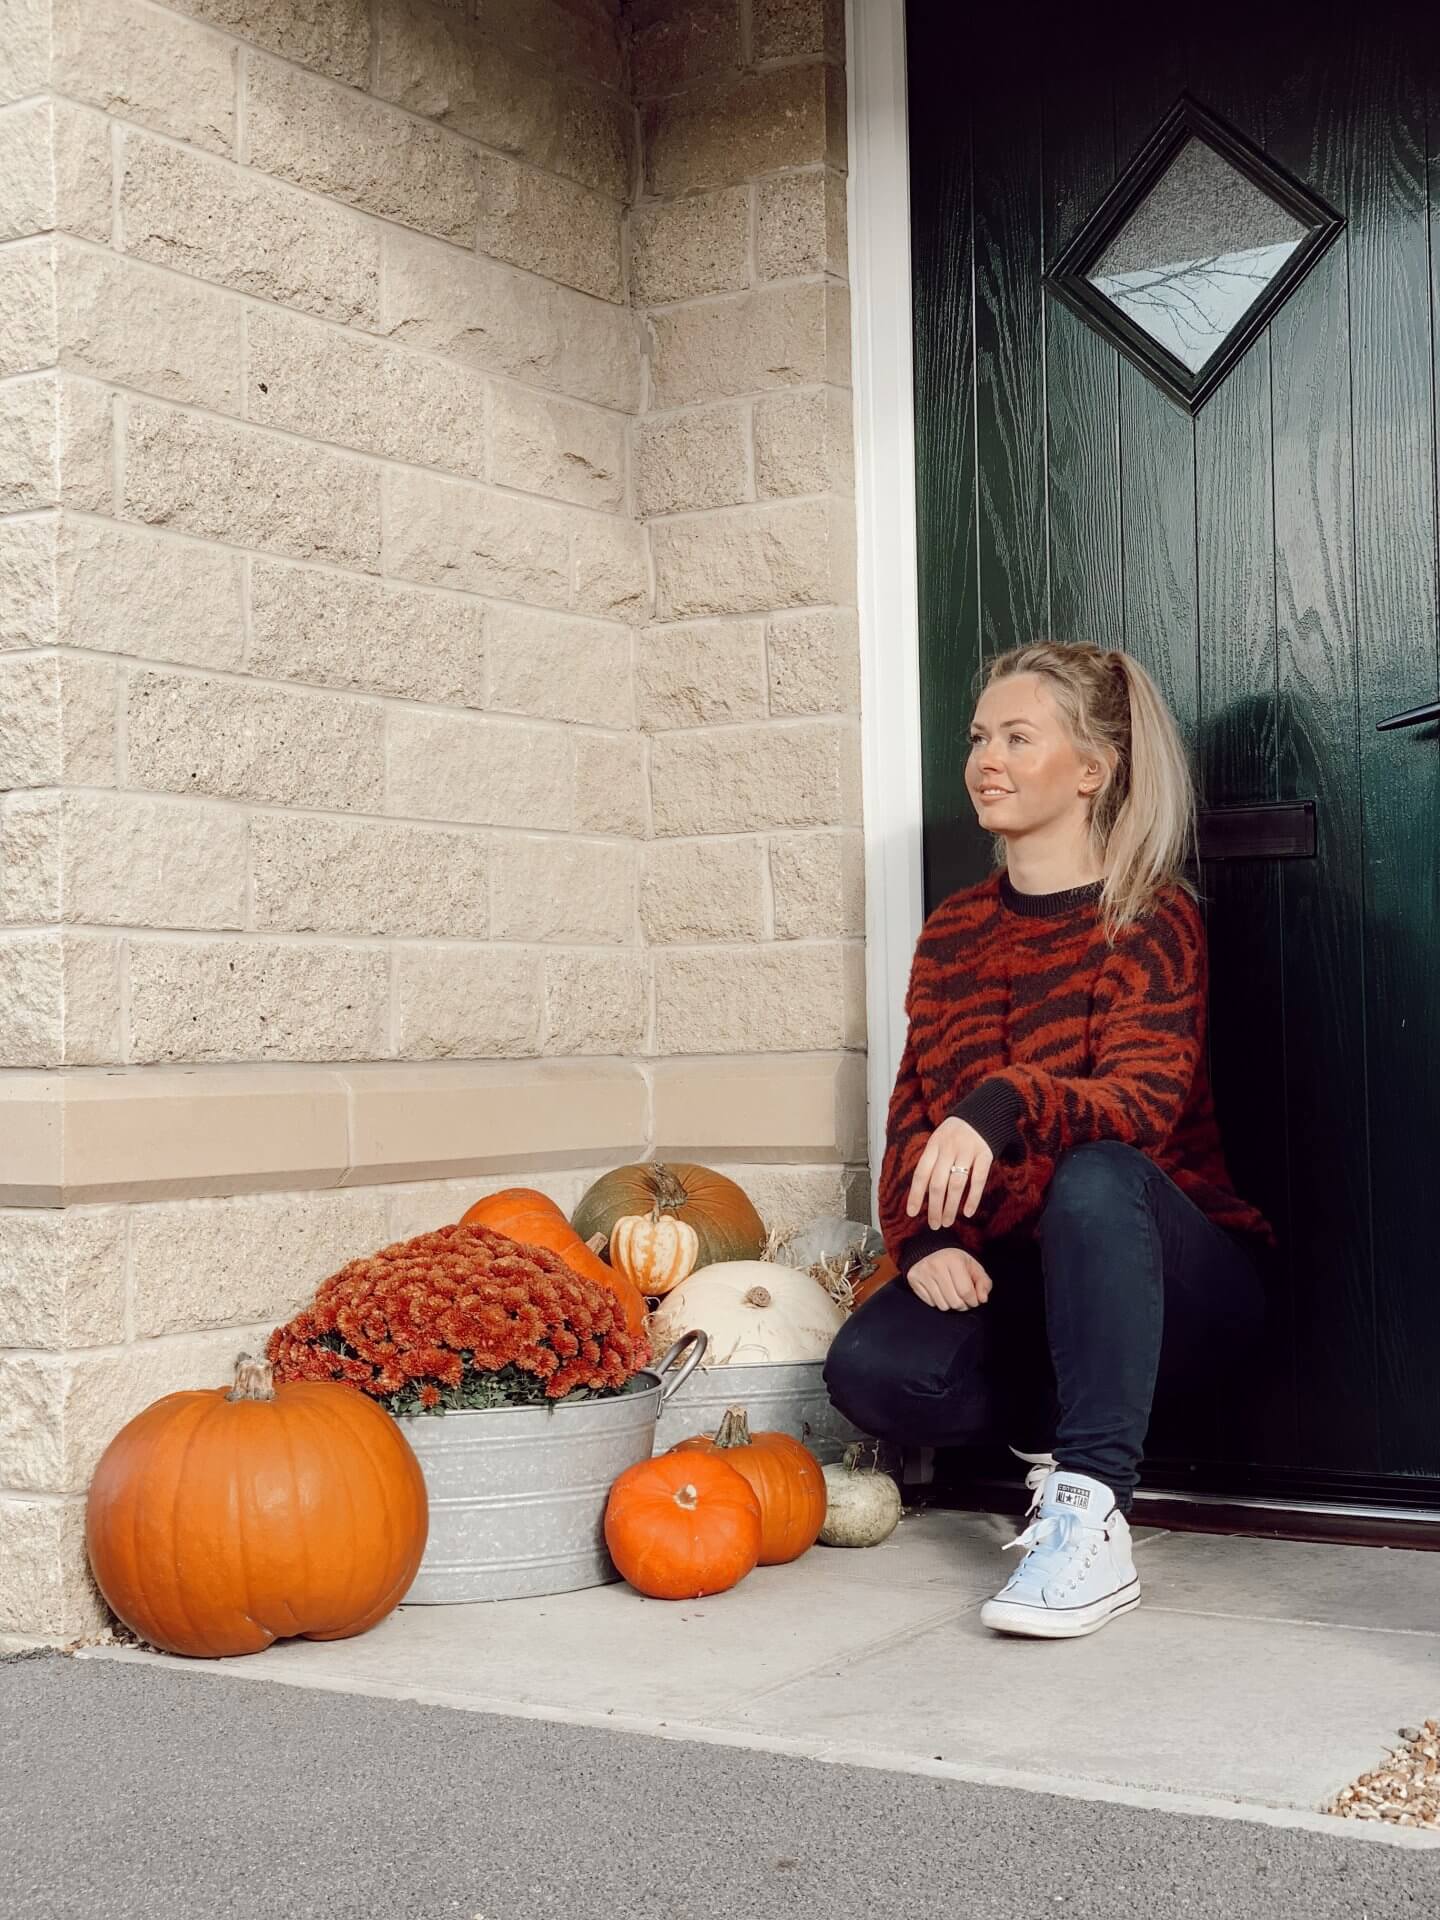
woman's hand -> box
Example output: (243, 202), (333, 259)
(908, 1247), (992, 1312)
(906, 1116), (993, 1227)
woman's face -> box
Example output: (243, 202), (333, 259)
(966, 673), (1107, 840)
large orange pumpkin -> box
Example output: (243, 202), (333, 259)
(604, 1452), (761, 1600)
(85, 1353), (428, 1659)
(573, 1163), (765, 1270)
(672, 1406), (826, 1565)
(460, 1187), (648, 1342)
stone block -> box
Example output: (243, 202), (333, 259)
(387, 710), (573, 830)
(8, 1218), (107, 1371)
(172, 0), (371, 85)
(648, 283), (826, 408)
(629, 188), (750, 305)
(0, 0), (49, 103)
(0, 930), (122, 1066)
(486, 604), (633, 729)
(766, 606), (860, 714)
(244, 56), (479, 245)
(0, 514), (56, 653)
(384, 467), (568, 606)
(476, 0), (624, 89)
(53, 0), (237, 154)
(1, 790), (248, 929)
(712, 1163), (852, 1236)
(636, 618), (766, 728)
(651, 1050), (866, 1160)
(571, 514), (651, 623)
(0, 99), (110, 245)
(0, 1329), (273, 1495)
(653, 942), (862, 1053)
(129, 938), (390, 1064)
(0, 651), (117, 790)
(0, 372), (111, 515)
(641, 837), (766, 943)
(0, 792), (58, 924)
(770, 828), (864, 938)
(130, 1188), (392, 1339)
(488, 384), (626, 511)
(249, 561), (484, 706)
(251, 814), (489, 939)
(630, 0), (742, 98)
(752, 0), (845, 61)
(573, 730), (648, 836)
(643, 64), (843, 195)
(59, 242), (243, 413)
(636, 405), (749, 516)
(55, 518), (244, 671)
(122, 400), (380, 571)
(0, 237), (57, 380)
(245, 305), (487, 480)
(756, 165), (847, 280)
(542, 951), (648, 1054)
(0, 1496), (107, 1641)
(373, 0), (630, 199)
(474, 150), (623, 304)
(754, 385), (852, 498)
(491, 834), (637, 943)
(652, 498), (842, 619)
(379, 228), (643, 411)
(394, 944), (542, 1059)
(125, 670), (385, 811)
(650, 718), (860, 834)
(120, 130), (379, 325)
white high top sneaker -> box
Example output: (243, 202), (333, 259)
(980, 1468), (1140, 1639)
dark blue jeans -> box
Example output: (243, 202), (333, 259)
(824, 1142), (1271, 1508)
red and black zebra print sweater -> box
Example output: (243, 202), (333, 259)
(879, 870), (1275, 1276)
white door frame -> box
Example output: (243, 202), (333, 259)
(845, 0), (925, 1209)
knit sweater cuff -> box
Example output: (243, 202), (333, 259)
(897, 1225), (969, 1279)
(949, 1077), (1026, 1159)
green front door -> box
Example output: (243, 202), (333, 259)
(906, 1), (1440, 1503)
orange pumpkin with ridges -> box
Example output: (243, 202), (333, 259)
(604, 1452), (761, 1599)
(672, 1406), (826, 1564)
(85, 1353), (428, 1659)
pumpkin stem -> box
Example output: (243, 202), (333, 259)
(712, 1406), (752, 1450)
(648, 1162), (691, 1216)
(742, 1285), (772, 1310)
(585, 1232), (607, 1256)
(227, 1352), (276, 1402)
(672, 1482), (700, 1512)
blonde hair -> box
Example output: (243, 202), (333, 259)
(980, 642), (1198, 939)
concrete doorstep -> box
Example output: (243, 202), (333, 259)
(80, 1508), (1440, 1846)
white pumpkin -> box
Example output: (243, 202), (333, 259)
(646, 1259), (844, 1365)
(818, 1449), (903, 1547)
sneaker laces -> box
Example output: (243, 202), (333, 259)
(1002, 1509), (1107, 1595)
(1022, 1462), (1050, 1517)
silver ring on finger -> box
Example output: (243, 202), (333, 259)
(947, 1164), (970, 1182)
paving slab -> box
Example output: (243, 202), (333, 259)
(81, 1509), (1440, 1835)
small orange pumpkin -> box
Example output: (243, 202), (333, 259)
(609, 1206), (699, 1297)
(460, 1187), (648, 1342)
(604, 1452), (761, 1599)
(86, 1353), (428, 1659)
(672, 1406), (826, 1565)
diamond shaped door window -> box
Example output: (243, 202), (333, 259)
(1045, 96), (1344, 412)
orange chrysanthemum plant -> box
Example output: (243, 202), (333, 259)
(267, 1223), (650, 1417)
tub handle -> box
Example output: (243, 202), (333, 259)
(655, 1329), (708, 1401)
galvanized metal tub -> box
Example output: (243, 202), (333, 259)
(396, 1331), (707, 1605)
(651, 1358), (865, 1463)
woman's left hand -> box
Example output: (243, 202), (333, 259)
(906, 1117), (994, 1228)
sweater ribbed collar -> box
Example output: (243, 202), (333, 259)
(998, 872), (1104, 920)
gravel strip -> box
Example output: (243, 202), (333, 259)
(1328, 1719), (1440, 1828)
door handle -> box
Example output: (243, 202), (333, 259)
(1376, 699), (1440, 733)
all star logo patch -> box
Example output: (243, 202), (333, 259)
(1054, 1484), (1091, 1509)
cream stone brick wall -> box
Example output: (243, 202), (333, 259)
(0, 0), (865, 1645)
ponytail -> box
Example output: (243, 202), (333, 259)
(982, 642), (1197, 941)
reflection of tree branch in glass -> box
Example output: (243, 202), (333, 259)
(1084, 137), (1310, 371)
(1090, 243), (1301, 370)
